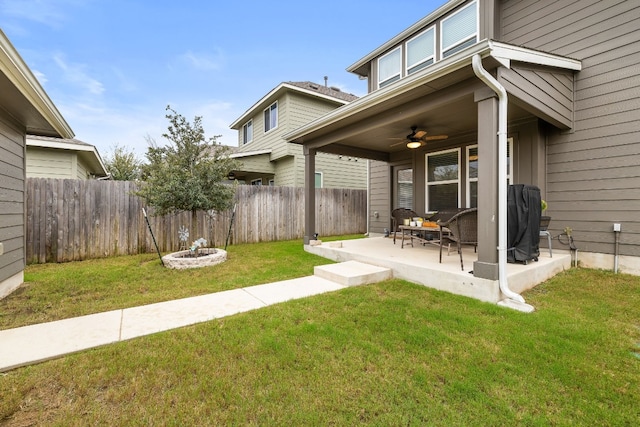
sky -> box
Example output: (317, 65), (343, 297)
(0, 0), (447, 159)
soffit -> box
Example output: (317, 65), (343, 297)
(0, 30), (73, 138)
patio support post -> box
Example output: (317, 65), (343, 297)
(473, 87), (500, 280)
(303, 146), (317, 245)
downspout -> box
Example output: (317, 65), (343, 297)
(471, 54), (526, 305)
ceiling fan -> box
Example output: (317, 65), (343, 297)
(390, 126), (448, 149)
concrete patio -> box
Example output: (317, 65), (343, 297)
(306, 236), (572, 304)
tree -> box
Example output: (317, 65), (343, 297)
(136, 106), (239, 243)
(104, 144), (142, 181)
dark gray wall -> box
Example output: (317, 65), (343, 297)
(501, 0), (640, 256)
(0, 115), (25, 284)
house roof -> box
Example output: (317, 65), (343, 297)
(0, 29), (73, 139)
(229, 81), (358, 129)
(27, 134), (108, 177)
(284, 39), (581, 160)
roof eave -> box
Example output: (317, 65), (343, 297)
(286, 39), (581, 142)
(230, 149), (272, 158)
(0, 29), (74, 139)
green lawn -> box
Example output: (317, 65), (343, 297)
(1, 239), (638, 425)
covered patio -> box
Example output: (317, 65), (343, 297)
(308, 236), (571, 305)
(285, 40), (581, 307)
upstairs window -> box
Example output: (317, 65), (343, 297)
(378, 47), (402, 89)
(406, 27), (435, 75)
(242, 120), (252, 145)
(264, 102), (278, 132)
(441, 1), (478, 58)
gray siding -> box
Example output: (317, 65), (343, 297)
(369, 160), (391, 234)
(0, 117), (25, 285)
(499, 65), (574, 129)
(501, 0), (640, 255)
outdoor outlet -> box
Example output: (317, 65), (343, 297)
(613, 223), (621, 232)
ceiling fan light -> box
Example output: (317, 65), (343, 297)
(406, 141), (422, 149)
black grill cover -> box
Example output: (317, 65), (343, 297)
(507, 184), (541, 263)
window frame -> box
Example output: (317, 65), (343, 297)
(406, 26), (436, 75)
(251, 178), (263, 186)
(425, 148), (461, 211)
(377, 46), (402, 89)
(440, 0), (478, 58)
(242, 119), (253, 145)
(315, 171), (323, 189)
(264, 101), (278, 133)
(465, 138), (514, 207)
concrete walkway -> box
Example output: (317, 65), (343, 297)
(0, 261), (392, 372)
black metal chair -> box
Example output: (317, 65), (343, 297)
(391, 208), (417, 244)
(438, 208), (478, 271)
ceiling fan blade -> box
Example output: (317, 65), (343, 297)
(414, 130), (428, 139)
(424, 135), (448, 141)
(390, 140), (407, 147)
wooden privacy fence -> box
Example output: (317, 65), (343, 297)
(25, 179), (367, 264)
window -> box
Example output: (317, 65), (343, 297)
(467, 145), (479, 208)
(406, 27), (435, 75)
(264, 102), (278, 132)
(315, 172), (323, 188)
(426, 148), (460, 211)
(395, 167), (413, 209)
(466, 138), (513, 207)
(268, 179), (275, 186)
(251, 178), (263, 186)
(441, 1), (477, 58)
(378, 47), (402, 89)
(242, 120), (252, 145)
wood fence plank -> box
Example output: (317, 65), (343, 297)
(24, 179), (366, 263)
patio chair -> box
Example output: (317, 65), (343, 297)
(438, 207), (478, 271)
(391, 208), (418, 244)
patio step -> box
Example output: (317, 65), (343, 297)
(314, 261), (392, 287)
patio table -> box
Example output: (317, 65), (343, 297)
(398, 224), (444, 248)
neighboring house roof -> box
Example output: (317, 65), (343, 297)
(229, 81), (358, 129)
(0, 29), (73, 139)
(26, 135), (108, 177)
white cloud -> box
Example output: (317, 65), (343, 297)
(32, 69), (48, 86)
(180, 49), (225, 71)
(0, 0), (84, 29)
(53, 53), (105, 95)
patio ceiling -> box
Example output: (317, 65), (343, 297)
(285, 40), (581, 161)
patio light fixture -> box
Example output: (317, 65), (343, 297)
(406, 140), (422, 149)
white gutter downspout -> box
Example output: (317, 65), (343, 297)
(472, 54), (533, 310)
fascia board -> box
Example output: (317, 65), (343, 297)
(230, 149), (272, 158)
(488, 40), (582, 71)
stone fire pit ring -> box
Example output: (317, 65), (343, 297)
(162, 248), (227, 269)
